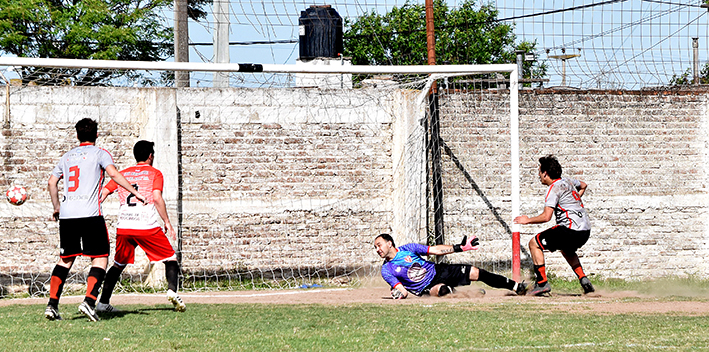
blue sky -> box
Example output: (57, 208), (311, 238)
(185, 0), (709, 88)
(1, 0), (706, 89)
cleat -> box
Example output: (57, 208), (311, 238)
(167, 289), (186, 312)
(78, 301), (100, 322)
(438, 285), (452, 297)
(45, 305), (62, 321)
(96, 302), (120, 313)
(528, 281), (552, 296)
(580, 276), (595, 294)
(514, 281), (528, 296)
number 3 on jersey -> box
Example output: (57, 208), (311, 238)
(68, 166), (80, 192)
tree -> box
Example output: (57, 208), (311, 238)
(670, 64), (709, 86)
(344, 0), (546, 83)
(0, 0), (210, 86)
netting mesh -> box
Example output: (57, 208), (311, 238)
(4, 1), (706, 89)
(0, 64), (516, 297)
(436, 81), (521, 274)
(186, 0), (709, 89)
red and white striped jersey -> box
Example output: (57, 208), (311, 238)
(104, 164), (164, 235)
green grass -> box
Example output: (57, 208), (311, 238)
(4, 276), (709, 351)
(542, 274), (709, 297)
(1, 299), (709, 351)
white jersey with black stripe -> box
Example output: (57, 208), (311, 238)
(544, 178), (591, 231)
(51, 144), (115, 219)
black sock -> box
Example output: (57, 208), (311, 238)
(84, 267), (106, 307)
(99, 266), (124, 304)
(165, 261), (179, 292)
(534, 264), (548, 284)
(477, 268), (516, 291)
(48, 265), (70, 308)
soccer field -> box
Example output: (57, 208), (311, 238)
(2, 283), (709, 351)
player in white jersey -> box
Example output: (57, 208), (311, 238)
(514, 155), (595, 296)
(97, 140), (185, 313)
(45, 118), (144, 322)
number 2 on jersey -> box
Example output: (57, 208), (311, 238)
(127, 184), (139, 206)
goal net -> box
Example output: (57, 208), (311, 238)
(0, 57), (520, 297)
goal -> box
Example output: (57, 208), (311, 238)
(0, 56), (521, 296)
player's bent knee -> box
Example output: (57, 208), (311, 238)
(529, 237), (539, 249)
(468, 266), (480, 281)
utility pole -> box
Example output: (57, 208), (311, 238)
(693, 37), (699, 85)
(213, 0), (230, 87)
(548, 48), (581, 87)
(425, 0), (436, 67)
(425, 0), (444, 247)
(174, 0), (190, 87)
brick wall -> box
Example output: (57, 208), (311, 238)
(0, 85), (707, 293)
(439, 88), (709, 280)
(0, 86), (406, 291)
(175, 88), (399, 279)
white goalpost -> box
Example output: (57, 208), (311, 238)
(0, 56), (521, 294)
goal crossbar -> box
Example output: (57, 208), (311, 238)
(0, 57), (517, 75)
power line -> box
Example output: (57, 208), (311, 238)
(189, 39), (298, 46)
(497, 0), (629, 22)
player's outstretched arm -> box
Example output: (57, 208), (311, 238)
(47, 175), (61, 221)
(105, 165), (146, 203)
(428, 235), (479, 255)
(153, 189), (176, 241)
(514, 206), (554, 225)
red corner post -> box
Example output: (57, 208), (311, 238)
(512, 231), (521, 282)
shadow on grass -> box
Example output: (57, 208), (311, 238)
(96, 307), (177, 320)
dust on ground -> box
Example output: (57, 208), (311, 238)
(3, 281), (709, 315)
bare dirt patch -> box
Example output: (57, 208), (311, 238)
(3, 283), (709, 315)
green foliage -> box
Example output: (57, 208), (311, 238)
(187, 0), (211, 22)
(344, 0), (547, 82)
(0, 0), (210, 86)
(670, 63), (709, 86)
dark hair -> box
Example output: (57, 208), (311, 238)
(133, 140), (155, 162)
(539, 155), (562, 179)
(375, 233), (395, 248)
(75, 118), (98, 143)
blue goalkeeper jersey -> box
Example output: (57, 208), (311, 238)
(380, 243), (436, 295)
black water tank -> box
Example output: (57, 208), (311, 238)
(299, 5), (343, 60)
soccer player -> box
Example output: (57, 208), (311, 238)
(374, 234), (527, 299)
(46, 118), (145, 322)
(96, 140), (185, 313)
(513, 155), (595, 296)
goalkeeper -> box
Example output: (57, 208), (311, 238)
(374, 234), (527, 299)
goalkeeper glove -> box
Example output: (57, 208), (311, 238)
(453, 235), (479, 252)
(391, 288), (405, 300)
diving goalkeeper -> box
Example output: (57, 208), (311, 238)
(374, 234), (527, 299)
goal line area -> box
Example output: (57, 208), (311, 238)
(0, 57), (520, 297)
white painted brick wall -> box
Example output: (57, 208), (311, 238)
(0, 86), (707, 289)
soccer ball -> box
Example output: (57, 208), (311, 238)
(6, 186), (28, 206)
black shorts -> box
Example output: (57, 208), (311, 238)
(58, 216), (110, 258)
(535, 226), (590, 253)
(424, 264), (471, 292)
